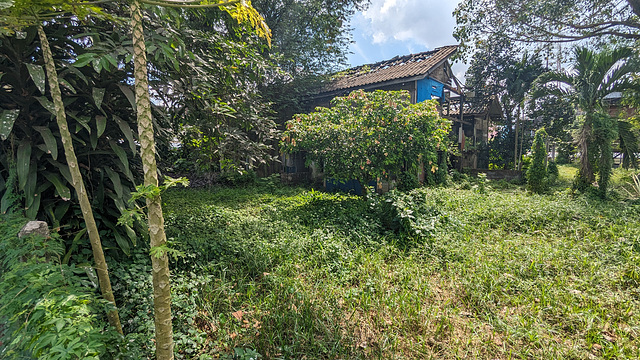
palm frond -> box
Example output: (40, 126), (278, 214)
(618, 120), (639, 169)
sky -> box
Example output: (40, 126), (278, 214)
(347, 0), (468, 81)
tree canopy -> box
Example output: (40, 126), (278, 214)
(454, 0), (640, 56)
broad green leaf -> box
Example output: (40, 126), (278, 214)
(36, 96), (56, 115)
(0, 109), (19, 140)
(114, 115), (136, 154)
(113, 229), (130, 255)
(25, 192), (40, 220)
(61, 63), (88, 84)
(109, 140), (133, 181)
(25, 64), (46, 94)
(104, 54), (118, 68)
(92, 59), (102, 74)
(95, 115), (106, 137)
(43, 172), (71, 201)
(118, 84), (136, 111)
(25, 162), (36, 208)
(46, 159), (73, 184)
(17, 140), (31, 190)
(62, 227), (86, 264)
(104, 220), (131, 255)
(92, 87), (105, 109)
(90, 128), (98, 149)
(104, 166), (123, 200)
(1, 191), (12, 214)
(53, 201), (70, 225)
(58, 78), (76, 94)
(107, 191), (127, 213)
(33, 126), (58, 160)
(68, 113), (91, 134)
(124, 224), (137, 246)
(73, 53), (96, 68)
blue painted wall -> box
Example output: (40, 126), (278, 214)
(416, 77), (445, 103)
(325, 178), (377, 196)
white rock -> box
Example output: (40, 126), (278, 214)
(18, 221), (50, 239)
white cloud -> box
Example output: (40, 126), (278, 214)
(361, 0), (461, 48)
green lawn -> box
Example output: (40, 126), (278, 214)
(117, 168), (640, 359)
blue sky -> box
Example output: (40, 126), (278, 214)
(346, 0), (467, 81)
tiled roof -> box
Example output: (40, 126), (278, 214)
(319, 45), (458, 94)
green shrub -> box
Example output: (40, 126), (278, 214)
(527, 128), (548, 194)
(282, 89), (451, 187)
(220, 170), (257, 186)
(0, 215), (125, 359)
(449, 169), (468, 183)
(397, 171), (419, 191)
(434, 151), (448, 185)
(547, 160), (559, 185)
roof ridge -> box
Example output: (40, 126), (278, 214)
(346, 45), (458, 73)
(316, 45), (459, 95)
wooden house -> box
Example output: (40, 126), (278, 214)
(282, 45), (503, 183)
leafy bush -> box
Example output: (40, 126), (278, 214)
(433, 151), (449, 185)
(282, 89), (451, 187)
(527, 128), (548, 193)
(220, 170), (257, 186)
(368, 188), (451, 242)
(0, 26), (141, 256)
(397, 171), (420, 191)
(555, 142), (574, 164)
(547, 159), (559, 185)
(0, 215), (125, 359)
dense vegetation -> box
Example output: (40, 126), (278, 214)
(17, 166), (629, 359)
(1, 0), (639, 358)
(282, 90), (451, 187)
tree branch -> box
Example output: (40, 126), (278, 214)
(139, 0), (241, 8)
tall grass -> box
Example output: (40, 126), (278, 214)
(112, 168), (640, 359)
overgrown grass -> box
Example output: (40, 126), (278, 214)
(113, 167), (640, 359)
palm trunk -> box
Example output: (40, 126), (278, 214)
(37, 25), (123, 335)
(514, 108), (519, 169)
(578, 118), (594, 183)
(544, 134), (549, 167)
(130, 2), (174, 358)
(518, 114), (525, 171)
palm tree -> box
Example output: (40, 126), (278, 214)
(535, 47), (638, 195)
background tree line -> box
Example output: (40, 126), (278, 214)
(455, 0), (640, 195)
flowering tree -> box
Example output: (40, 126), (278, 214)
(282, 90), (451, 187)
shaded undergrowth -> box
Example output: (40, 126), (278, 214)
(112, 172), (640, 359)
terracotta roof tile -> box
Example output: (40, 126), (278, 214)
(320, 45), (458, 94)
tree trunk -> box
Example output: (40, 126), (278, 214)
(514, 109), (519, 170)
(578, 118), (594, 183)
(544, 134), (549, 167)
(518, 115), (525, 171)
(130, 2), (174, 359)
(37, 25), (123, 335)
